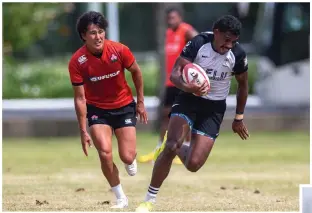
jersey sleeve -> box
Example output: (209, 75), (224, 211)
(182, 23), (194, 32)
(121, 44), (135, 69)
(180, 34), (206, 62)
(68, 58), (84, 86)
(232, 44), (248, 74)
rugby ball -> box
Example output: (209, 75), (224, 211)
(182, 63), (210, 96)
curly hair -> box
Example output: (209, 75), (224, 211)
(212, 15), (242, 36)
(76, 11), (108, 41)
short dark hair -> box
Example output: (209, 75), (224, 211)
(76, 11), (108, 41)
(165, 7), (182, 17)
(212, 15), (242, 36)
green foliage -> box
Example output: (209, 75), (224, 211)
(230, 57), (257, 95)
(3, 3), (63, 53)
(3, 56), (258, 99)
(3, 57), (72, 99)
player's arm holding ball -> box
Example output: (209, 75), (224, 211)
(232, 49), (249, 140)
(170, 37), (209, 96)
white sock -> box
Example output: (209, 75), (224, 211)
(183, 141), (190, 146)
(111, 184), (126, 199)
(145, 185), (159, 202)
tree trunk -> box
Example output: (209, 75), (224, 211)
(154, 3), (183, 132)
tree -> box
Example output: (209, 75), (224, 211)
(3, 3), (63, 56)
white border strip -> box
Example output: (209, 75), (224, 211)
(300, 184), (312, 213)
(2, 95), (262, 111)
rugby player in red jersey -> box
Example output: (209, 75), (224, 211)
(68, 11), (148, 209)
(138, 7), (198, 164)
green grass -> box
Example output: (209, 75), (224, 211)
(3, 131), (309, 211)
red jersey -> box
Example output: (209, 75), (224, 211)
(68, 40), (135, 109)
(165, 22), (193, 87)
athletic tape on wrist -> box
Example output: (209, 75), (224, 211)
(235, 114), (244, 120)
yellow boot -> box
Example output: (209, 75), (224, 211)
(154, 132), (183, 165)
(153, 131), (168, 162)
(173, 156), (183, 165)
(137, 151), (155, 163)
(135, 201), (154, 212)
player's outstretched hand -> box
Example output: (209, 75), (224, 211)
(232, 120), (249, 140)
(80, 131), (92, 156)
(136, 101), (148, 124)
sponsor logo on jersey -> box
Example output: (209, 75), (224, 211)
(244, 56), (248, 67)
(110, 54), (118, 62)
(78, 55), (87, 64)
(206, 69), (228, 81)
(125, 118), (132, 124)
(182, 41), (191, 53)
(90, 70), (120, 82)
(91, 115), (98, 120)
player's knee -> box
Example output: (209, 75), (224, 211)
(97, 148), (112, 162)
(164, 140), (180, 156)
(186, 157), (202, 172)
(120, 150), (136, 165)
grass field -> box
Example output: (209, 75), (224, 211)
(3, 131), (310, 212)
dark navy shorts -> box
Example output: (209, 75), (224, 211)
(87, 101), (137, 130)
(169, 92), (226, 140)
(163, 86), (181, 107)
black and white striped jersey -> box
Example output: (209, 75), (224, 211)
(180, 32), (248, 100)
